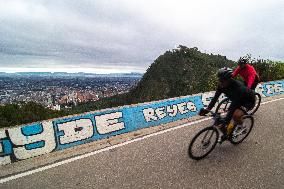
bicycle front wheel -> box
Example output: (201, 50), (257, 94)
(188, 127), (219, 160)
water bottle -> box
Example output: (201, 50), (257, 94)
(227, 121), (235, 135)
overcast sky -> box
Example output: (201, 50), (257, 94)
(0, 0), (283, 73)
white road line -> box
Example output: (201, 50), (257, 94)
(0, 97), (283, 184)
(260, 97), (284, 105)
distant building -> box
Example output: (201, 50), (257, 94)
(51, 104), (61, 111)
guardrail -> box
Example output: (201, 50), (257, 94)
(0, 80), (283, 165)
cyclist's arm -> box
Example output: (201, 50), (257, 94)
(232, 66), (240, 78)
(207, 89), (222, 110)
(246, 73), (255, 89)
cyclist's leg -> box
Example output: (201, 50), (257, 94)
(243, 80), (248, 87)
(251, 78), (259, 91)
(242, 92), (256, 111)
(233, 108), (245, 125)
(218, 100), (241, 142)
(224, 100), (241, 124)
(222, 100), (242, 133)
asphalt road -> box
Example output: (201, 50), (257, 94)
(1, 98), (283, 189)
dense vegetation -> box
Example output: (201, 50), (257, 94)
(0, 102), (66, 128)
(129, 46), (235, 102)
(1, 45), (283, 128)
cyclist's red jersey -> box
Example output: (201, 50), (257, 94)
(232, 64), (259, 89)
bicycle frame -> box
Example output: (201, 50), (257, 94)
(200, 111), (223, 141)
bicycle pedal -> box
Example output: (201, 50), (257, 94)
(218, 135), (227, 144)
(218, 139), (223, 144)
(218, 139), (224, 144)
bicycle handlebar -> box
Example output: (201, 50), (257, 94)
(208, 110), (219, 118)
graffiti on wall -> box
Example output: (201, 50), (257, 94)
(255, 81), (284, 97)
(0, 80), (283, 165)
(0, 111), (126, 165)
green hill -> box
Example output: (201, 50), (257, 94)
(129, 45), (235, 102)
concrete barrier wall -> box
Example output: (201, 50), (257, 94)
(0, 80), (283, 165)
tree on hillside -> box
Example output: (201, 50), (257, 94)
(129, 45), (235, 102)
(0, 102), (63, 128)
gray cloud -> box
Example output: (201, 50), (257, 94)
(0, 0), (283, 73)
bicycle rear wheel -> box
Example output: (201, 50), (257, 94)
(229, 115), (254, 145)
(215, 98), (231, 114)
(188, 127), (219, 160)
(247, 93), (261, 115)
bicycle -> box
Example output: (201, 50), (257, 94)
(215, 92), (261, 115)
(188, 110), (254, 160)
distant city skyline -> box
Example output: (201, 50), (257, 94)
(0, 73), (140, 108)
(0, 0), (283, 73)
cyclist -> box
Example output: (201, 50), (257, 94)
(232, 58), (260, 90)
(199, 67), (255, 142)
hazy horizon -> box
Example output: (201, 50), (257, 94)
(0, 70), (144, 74)
(0, 68), (145, 74)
